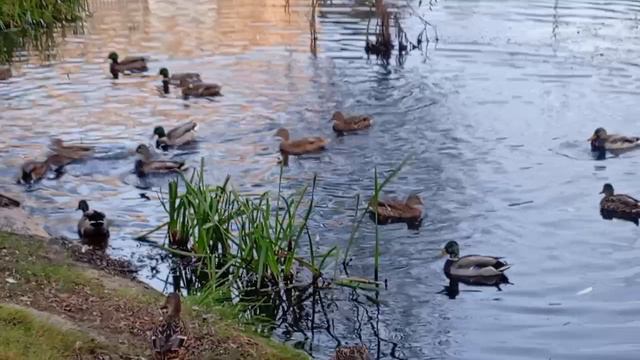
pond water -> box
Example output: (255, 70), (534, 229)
(2, 0), (640, 359)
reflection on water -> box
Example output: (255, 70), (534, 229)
(4, 0), (640, 358)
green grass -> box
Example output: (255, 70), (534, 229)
(0, 304), (103, 359)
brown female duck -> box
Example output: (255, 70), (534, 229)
(599, 183), (640, 216)
(76, 200), (110, 248)
(331, 111), (372, 133)
(441, 240), (510, 278)
(153, 121), (198, 151)
(108, 52), (148, 79)
(135, 144), (186, 176)
(275, 128), (328, 155)
(20, 154), (73, 184)
(181, 82), (222, 98)
(369, 194), (423, 224)
(589, 127), (640, 154)
(151, 293), (188, 359)
(49, 138), (94, 160)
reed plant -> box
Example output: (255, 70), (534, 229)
(161, 162), (331, 294)
(0, 0), (88, 30)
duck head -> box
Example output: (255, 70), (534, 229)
(274, 128), (290, 142)
(158, 68), (169, 79)
(331, 111), (345, 122)
(153, 126), (167, 139)
(600, 183), (614, 196)
(77, 199), (90, 212)
(406, 194), (423, 207)
(589, 127), (607, 151)
(107, 52), (119, 63)
(441, 241), (460, 259)
(161, 292), (182, 320)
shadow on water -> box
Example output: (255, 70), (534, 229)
(440, 275), (511, 300)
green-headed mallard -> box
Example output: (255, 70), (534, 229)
(331, 111), (372, 133)
(151, 293), (188, 358)
(19, 154), (73, 184)
(76, 200), (110, 248)
(599, 183), (640, 217)
(274, 128), (328, 155)
(369, 194), (423, 224)
(589, 127), (640, 153)
(159, 68), (201, 91)
(332, 345), (370, 360)
(49, 138), (94, 160)
(108, 51), (148, 79)
(135, 145), (186, 176)
(441, 241), (510, 278)
(181, 82), (222, 98)
(153, 122), (198, 151)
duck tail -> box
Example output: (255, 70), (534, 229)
(496, 264), (511, 273)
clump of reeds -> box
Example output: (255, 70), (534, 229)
(365, 0), (394, 59)
(0, 0), (89, 30)
(158, 161), (332, 293)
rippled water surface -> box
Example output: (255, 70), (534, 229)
(3, 0), (640, 358)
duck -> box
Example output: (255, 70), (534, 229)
(76, 200), (110, 247)
(107, 51), (148, 79)
(369, 194), (423, 224)
(441, 241), (510, 278)
(153, 121), (198, 151)
(589, 127), (640, 154)
(135, 145), (186, 176)
(274, 128), (328, 155)
(181, 82), (222, 98)
(151, 293), (188, 358)
(159, 68), (201, 90)
(331, 111), (372, 133)
(49, 138), (94, 160)
(332, 344), (370, 360)
(19, 154), (73, 184)
(599, 183), (640, 217)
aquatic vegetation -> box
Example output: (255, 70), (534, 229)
(161, 162), (332, 291)
(0, 0), (89, 63)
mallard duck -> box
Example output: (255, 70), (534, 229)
(599, 183), (640, 216)
(159, 68), (201, 89)
(76, 200), (110, 247)
(441, 241), (510, 278)
(135, 145), (186, 176)
(151, 293), (188, 358)
(153, 122), (198, 151)
(181, 82), (222, 98)
(107, 52), (148, 79)
(369, 194), (423, 224)
(331, 111), (372, 133)
(19, 154), (73, 184)
(274, 128), (328, 155)
(589, 127), (640, 153)
(49, 138), (94, 160)
(332, 345), (370, 360)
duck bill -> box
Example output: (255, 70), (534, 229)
(588, 135), (596, 142)
(440, 249), (447, 257)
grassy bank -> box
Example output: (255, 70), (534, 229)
(0, 231), (308, 359)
